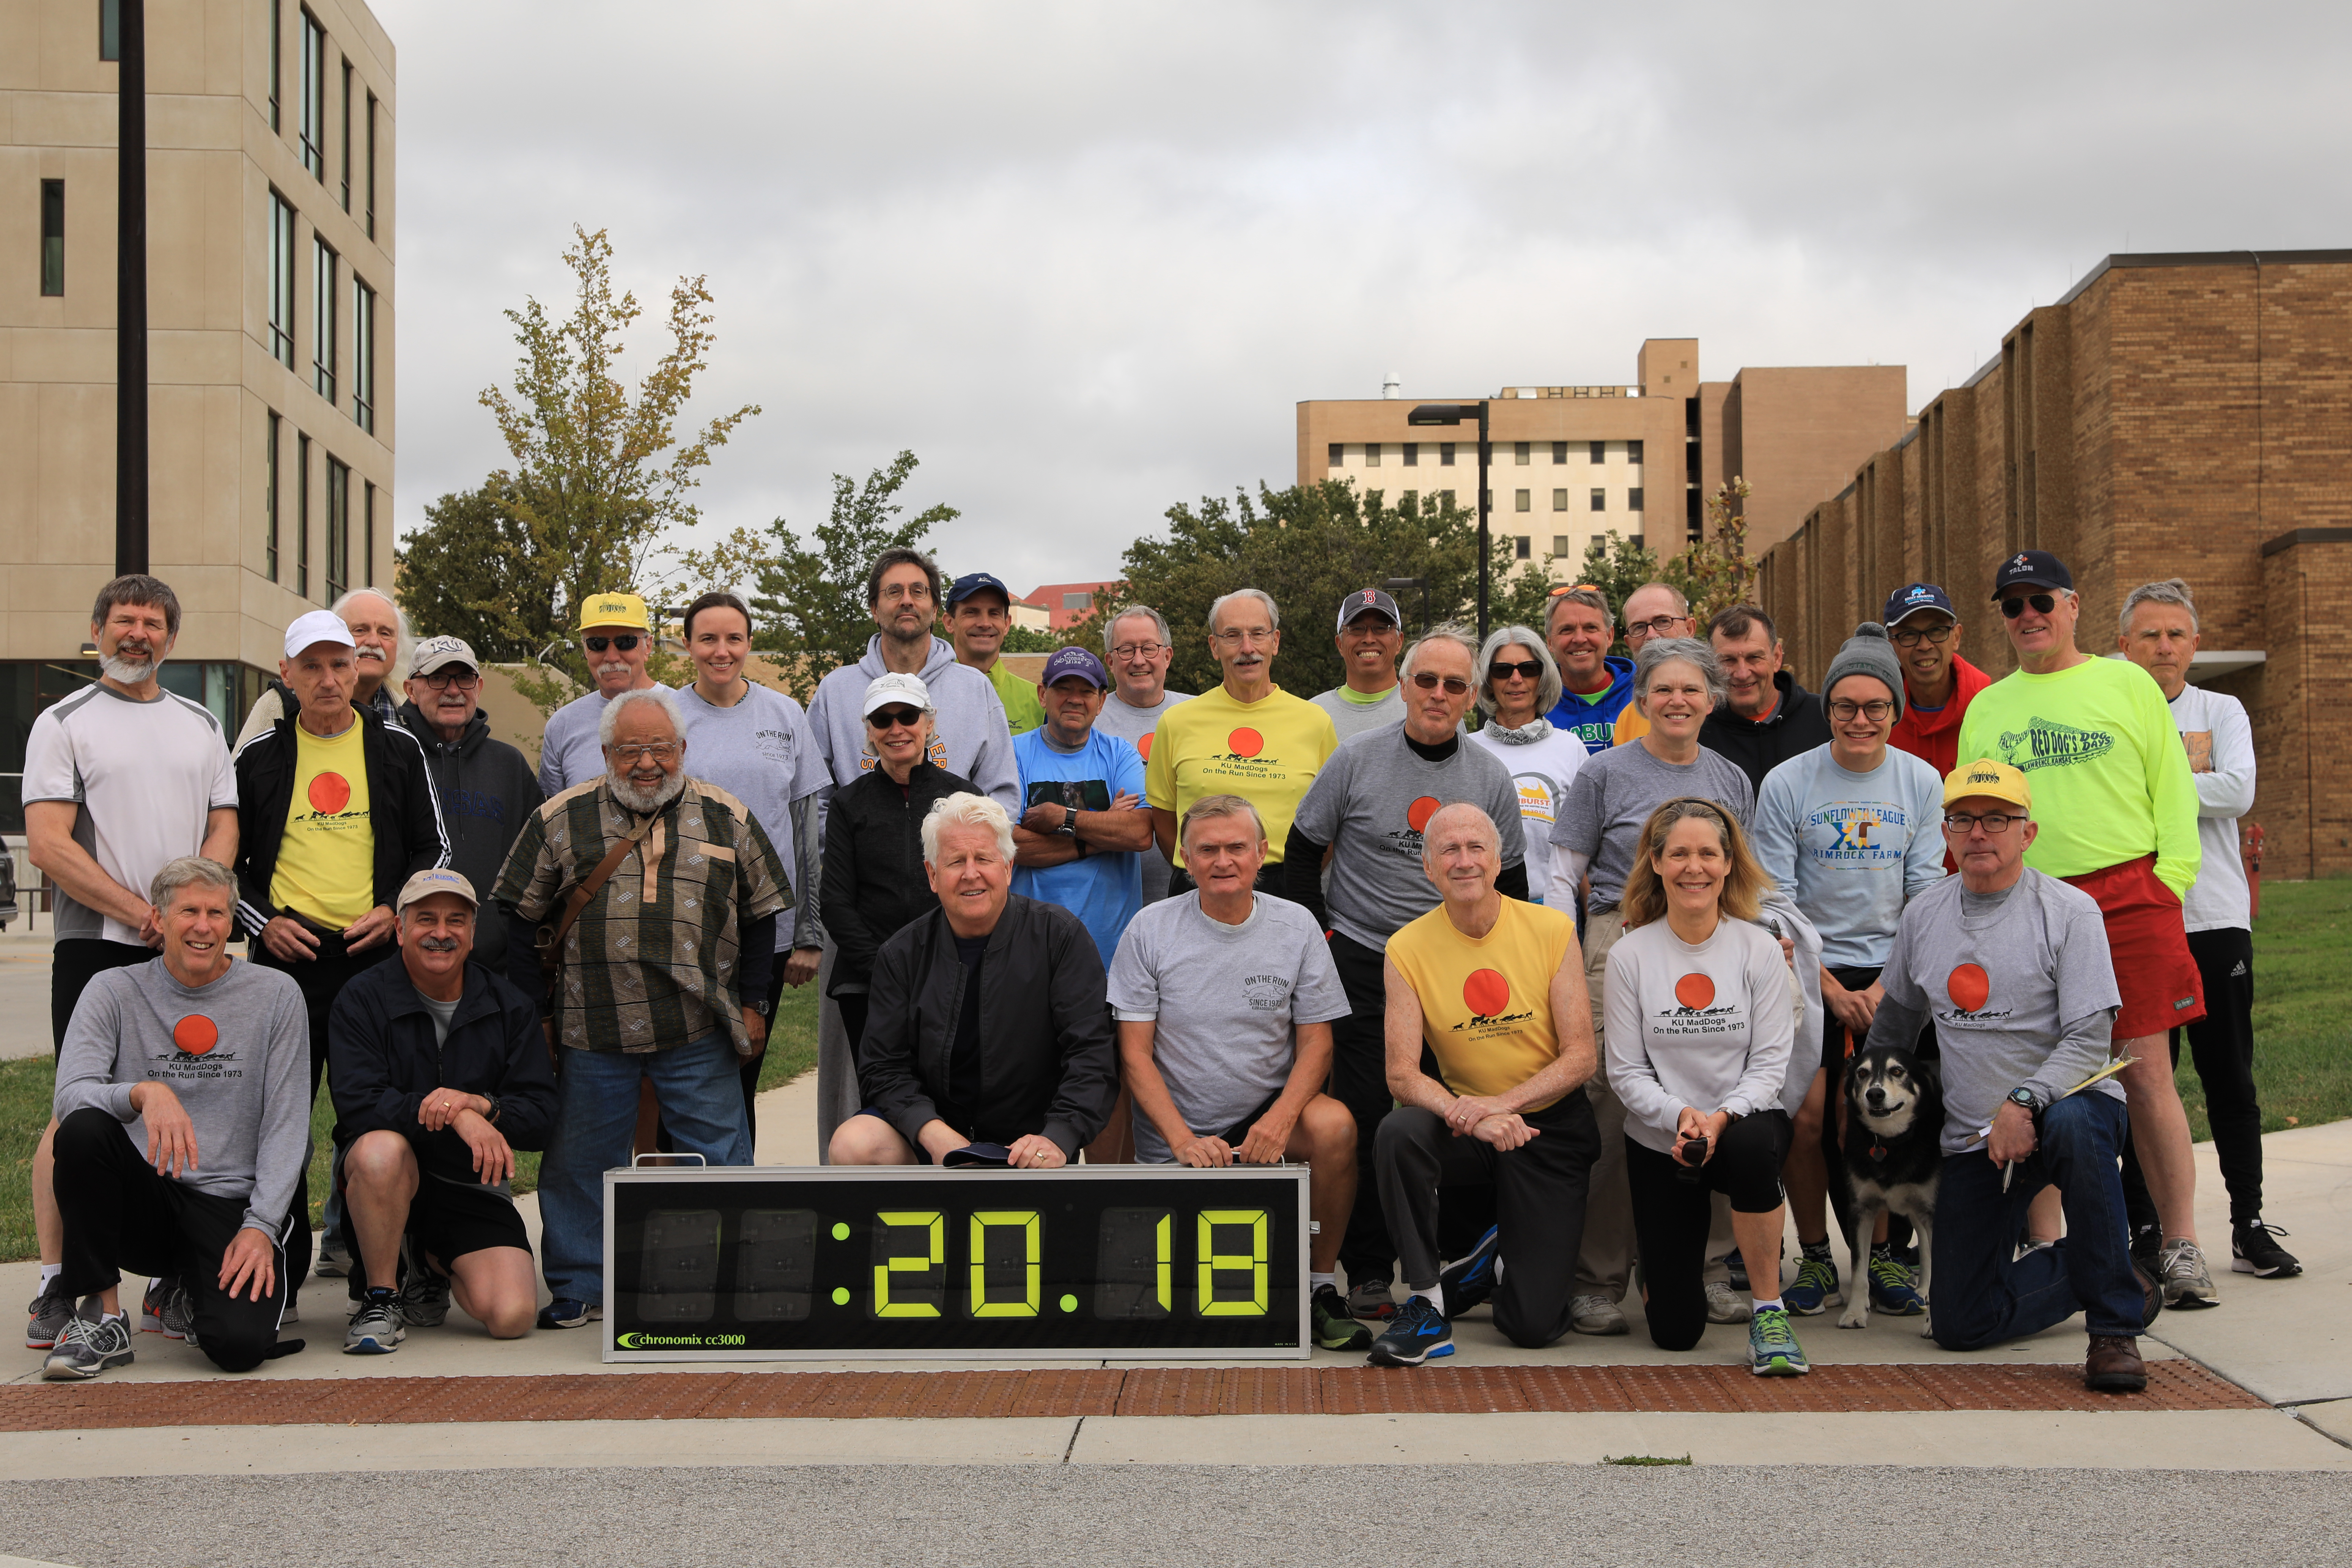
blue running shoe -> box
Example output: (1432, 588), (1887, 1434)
(1784, 1252), (1841, 1316)
(1749, 1306), (1810, 1376)
(1436, 1226), (1501, 1320)
(537, 1297), (603, 1330)
(1366, 1294), (1454, 1367)
(1867, 1247), (1925, 1316)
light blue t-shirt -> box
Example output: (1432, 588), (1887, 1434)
(1011, 726), (1148, 964)
(1750, 743), (1946, 970)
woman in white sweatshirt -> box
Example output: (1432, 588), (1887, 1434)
(1604, 797), (1806, 1375)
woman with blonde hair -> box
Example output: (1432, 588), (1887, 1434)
(1605, 796), (1805, 1374)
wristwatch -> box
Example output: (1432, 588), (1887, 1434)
(2006, 1086), (2044, 1115)
(1058, 805), (1079, 837)
(482, 1093), (502, 1126)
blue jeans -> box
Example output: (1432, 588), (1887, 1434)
(538, 1032), (754, 1304)
(1930, 1092), (2144, 1349)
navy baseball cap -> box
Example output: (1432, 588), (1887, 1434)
(1990, 549), (2074, 600)
(1882, 582), (1956, 626)
(946, 571), (1012, 607)
(1041, 647), (1110, 689)
(1336, 587), (1402, 632)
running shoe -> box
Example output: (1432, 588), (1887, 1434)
(141, 1276), (187, 1338)
(2158, 1238), (2220, 1309)
(1437, 1225), (1501, 1320)
(1570, 1294), (1628, 1336)
(2231, 1220), (2302, 1279)
(313, 1234), (353, 1279)
(1748, 1306), (1810, 1376)
(1703, 1280), (1751, 1324)
(1866, 1246), (1926, 1316)
(1345, 1276), (1397, 1321)
(42, 1302), (134, 1381)
(395, 1266), (453, 1330)
(25, 1282), (72, 1351)
(537, 1297), (602, 1330)
(1311, 1284), (1372, 1351)
(344, 1289), (404, 1354)
(1784, 1251), (1842, 1316)
(1366, 1294), (1453, 1367)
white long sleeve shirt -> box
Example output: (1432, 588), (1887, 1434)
(2167, 683), (2255, 933)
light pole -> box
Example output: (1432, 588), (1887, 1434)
(1381, 576), (1430, 634)
(116, 0), (148, 576)
(1406, 401), (1491, 640)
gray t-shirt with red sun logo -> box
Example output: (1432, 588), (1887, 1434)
(1290, 724), (1524, 950)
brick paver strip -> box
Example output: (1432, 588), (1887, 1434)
(0, 1360), (2265, 1431)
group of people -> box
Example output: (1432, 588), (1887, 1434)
(20, 542), (2289, 1395)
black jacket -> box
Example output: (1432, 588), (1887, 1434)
(821, 761), (979, 996)
(1699, 670), (1833, 794)
(326, 954), (557, 1183)
(859, 894), (1118, 1159)
(232, 701), (451, 937)
(395, 701), (544, 967)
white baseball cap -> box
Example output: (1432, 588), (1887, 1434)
(861, 672), (934, 718)
(283, 609), (357, 661)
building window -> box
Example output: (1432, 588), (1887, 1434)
(299, 9), (326, 181)
(1440, 489), (1457, 508)
(269, 1), (281, 131)
(1553, 535), (1571, 557)
(1589, 441), (1606, 464)
(1515, 535), (1532, 560)
(1365, 443), (1381, 467)
(39, 181), (65, 296)
(1629, 533), (1645, 553)
(1402, 442), (1418, 467)
(100, 0), (120, 59)
(312, 240), (337, 402)
(1550, 488), (1567, 512)
(339, 59), (352, 211)
(267, 192), (296, 368)
(1513, 489), (1531, 512)
(1327, 443), (1344, 468)
(1513, 441), (1530, 466)
(365, 93), (378, 239)
(1590, 488), (1606, 512)
(264, 412), (280, 582)
(1062, 592), (1092, 610)
(362, 480), (375, 587)
(1402, 489), (1417, 508)
(1628, 487), (1644, 512)
(1552, 441), (1567, 464)
(296, 432), (311, 597)
(352, 280), (374, 432)
(1439, 443), (1456, 466)
(1628, 440), (1644, 466)
(325, 457), (349, 602)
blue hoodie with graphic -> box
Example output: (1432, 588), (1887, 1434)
(1547, 654), (1637, 756)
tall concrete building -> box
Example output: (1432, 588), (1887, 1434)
(1757, 251), (2352, 880)
(2, 0), (394, 830)
(1297, 340), (1906, 579)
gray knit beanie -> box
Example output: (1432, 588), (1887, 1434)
(1822, 623), (1906, 720)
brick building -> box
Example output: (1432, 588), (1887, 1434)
(1757, 250), (2352, 880)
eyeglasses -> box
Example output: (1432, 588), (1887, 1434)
(1410, 672), (1472, 696)
(1998, 593), (2058, 619)
(584, 634), (641, 653)
(1890, 623), (1954, 647)
(1624, 615), (1690, 639)
(1828, 699), (1894, 722)
(1212, 626), (1275, 646)
(609, 741), (678, 763)
(1109, 642), (1167, 660)
(867, 706), (925, 730)
(421, 670), (480, 690)
(1943, 811), (2023, 834)
(1488, 659), (1543, 681)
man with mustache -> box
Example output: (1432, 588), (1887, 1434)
(234, 589), (409, 746)
(22, 575), (239, 1353)
(538, 592), (663, 796)
(494, 686), (791, 1329)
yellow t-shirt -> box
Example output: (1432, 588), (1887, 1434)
(1144, 684), (1338, 868)
(1384, 898), (1578, 1112)
(1613, 705), (1650, 745)
(269, 720), (376, 929)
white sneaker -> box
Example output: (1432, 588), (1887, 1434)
(1704, 1280), (1752, 1324)
(1569, 1294), (1628, 1335)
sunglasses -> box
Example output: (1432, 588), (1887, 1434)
(584, 634), (641, 653)
(867, 706), (925, 730)
(1410, 672), (1472, 696)
(1998, 593), (2057, 619)
(1488, 659), (1544, 681)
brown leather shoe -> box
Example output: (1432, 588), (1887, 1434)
(2086, 1334), (2147, 1393)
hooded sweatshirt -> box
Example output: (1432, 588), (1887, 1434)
(806, 635), (1021, 815)
(396, 701), (544, 967)
(1889, 652), (1993, 778)
(1547, 653), (1638, 756)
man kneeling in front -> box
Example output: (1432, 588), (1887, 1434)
(329, 869), (557, 1353)
(1109, 793), (1368, 1351)
(1863, 760), (2159, 1392)
(46, 857), (309, 1378)
(1370, 804), (1600, 1366)
(831, 793), (1118, 1169)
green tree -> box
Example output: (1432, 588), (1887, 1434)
(394, 478), (542, 661)
(1660, 477), (1759, 626)
(746, 451), (959, 700)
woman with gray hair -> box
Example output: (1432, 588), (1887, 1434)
(1467, 626), (1585, 912)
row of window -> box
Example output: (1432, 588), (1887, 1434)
(1491, 533), (1644, 562)
(269, 191), (377, 432)
(1361, 488), (1643, 515)
(267, 2), (380, 242)
(263, 412), (375, 602)
(1331, 440), (1647, 469)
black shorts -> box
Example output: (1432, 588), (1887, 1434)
(336, 1145), (530, 1264)
(1215, 1089), (1285, 1145)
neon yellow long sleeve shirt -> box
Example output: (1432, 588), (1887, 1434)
(1954, 655), (2202, 897)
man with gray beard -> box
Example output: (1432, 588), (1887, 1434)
(493, 686), (791, 1329)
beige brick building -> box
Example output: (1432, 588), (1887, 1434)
(1298, 340), (1906, 579)
(1757, 251), (2352, 880)
(2, 0), (394, 827)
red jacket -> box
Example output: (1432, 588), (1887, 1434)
(1889, 653), (1993, 778)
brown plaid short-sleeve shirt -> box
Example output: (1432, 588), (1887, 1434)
(496, 776), (791, 1055)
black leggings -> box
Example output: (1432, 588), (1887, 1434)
(1625, 1109), (1792, 1352)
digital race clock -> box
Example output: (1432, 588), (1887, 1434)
(601, 1164), (1310, 1362)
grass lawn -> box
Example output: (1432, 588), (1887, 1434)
(0, 973), (825, 1262)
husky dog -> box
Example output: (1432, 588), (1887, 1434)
(1837, 1044), (1942, 1337)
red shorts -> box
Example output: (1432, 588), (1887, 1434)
(2063, 854), (2206, 1041)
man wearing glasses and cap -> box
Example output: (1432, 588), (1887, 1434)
(1010, 648), (1153, 966)
(538, 591), (661, 796)
(397, 637), (543, 972)
(1311, 588), (1408, 744)
(946, 571), (1045, 736)
(1883, 583), (1992, 779)
(1956, 549), (2213, 1310)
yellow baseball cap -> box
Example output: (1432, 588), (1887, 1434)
(1943, 758), (2030, 812)
(576, 591), (650, 633)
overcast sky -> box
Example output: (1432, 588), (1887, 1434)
(376, 0), (2352, 597)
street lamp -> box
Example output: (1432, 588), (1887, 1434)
(1381, 577), (1430, 635)
(1406, 401), (1491, 639)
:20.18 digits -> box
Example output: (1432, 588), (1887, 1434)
(870, 1206), (1273, 1320)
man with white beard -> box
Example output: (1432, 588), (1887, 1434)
(234, 588), (411, 745)
(22, 575), (240, 1353)
(492, 686), (792, 1329)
